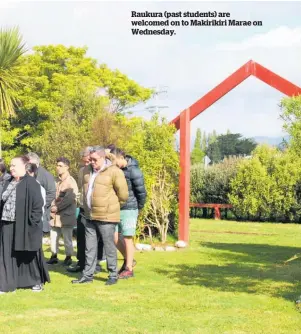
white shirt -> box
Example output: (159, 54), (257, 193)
(37, 180), (46, 222)
(86, 170), (99, 210)
(86, 161), (109, 210)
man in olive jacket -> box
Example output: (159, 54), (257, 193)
(72, 146), (128, 286)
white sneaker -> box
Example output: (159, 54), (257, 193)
(32, 284), (43, 292)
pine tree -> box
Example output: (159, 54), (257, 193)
(201, 130), (207, 151)
(206, 130), (221, 164)
(191, 128), (205, 165)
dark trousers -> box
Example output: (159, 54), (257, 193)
(76, 209), (104, 269)
(83, 220), (117, 279)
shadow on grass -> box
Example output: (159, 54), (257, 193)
(155, 242), (301, 301)
(43, 246), (69, 257)
(46, 258), (124, 282)
(201, 242), (301, 264)
(46, 264), (108, 282)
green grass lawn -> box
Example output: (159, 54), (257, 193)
(1, 219), (301, 333)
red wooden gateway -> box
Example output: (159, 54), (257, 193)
(190, 203), (233, 220)
(170, 60), (301, 243)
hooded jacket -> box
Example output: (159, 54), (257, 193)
(82, 154), (128, 223)
(120, 155), (147, 211)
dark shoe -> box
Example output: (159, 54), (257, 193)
(47, 254), (58, 265)
(118, 268), (134, 279)
(105, 278), (118, 286)
(32, 284), (43, 292)
(94, 263), (102, 274)
(118, 259), (137, 274)
(67, 265), (83, 273)
(63, 256), (72, 266)
(72, 277), (93, 284)
(118, 260), (126, 275)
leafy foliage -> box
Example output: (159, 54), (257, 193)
(1, 44), (152, 163)
(145, 168), (175, 243)
(206, 132), (257, 164)
(191, 128), (205, 165)
(280, 95), (301, 155)
(99, 65), (154, 113)
(229, 144), (301, 221)
(190, 156), (243, 218)
(0, 26), (27, 117)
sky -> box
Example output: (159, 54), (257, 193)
(1, 1), (301, 139)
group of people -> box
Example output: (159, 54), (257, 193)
(0, 145), (147, 293)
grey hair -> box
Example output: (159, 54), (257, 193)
(89, 146), (106, 157)
(80, 146), (93, 158)
(26, 152), (40, 167)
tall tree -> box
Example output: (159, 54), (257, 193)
(2, 44), (152, 161)
(280, 95), (301, 155)
(218, 133), (242, 157)
(99, 64), (154, 113)
(206, 132), (257, 163)
(206, 130), (221, 164)
(191, 128), (205, 165)
(201, 130), (207, 151)
(0, 26), (27, 157)
(235, 137), (257, 156)
(206, 140), (221, 164)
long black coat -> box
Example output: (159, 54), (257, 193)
(121, 156), (147, 211)
(1, 174), (44, 252)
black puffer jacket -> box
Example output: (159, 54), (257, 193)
(121, 155), (146, 211)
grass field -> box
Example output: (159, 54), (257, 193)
(1, 219), (301, 333)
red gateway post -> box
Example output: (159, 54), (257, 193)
(179, 108), (190, 242)
(170, 60), (301, 244)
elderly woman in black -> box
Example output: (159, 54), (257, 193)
(0, 156), (50, 294)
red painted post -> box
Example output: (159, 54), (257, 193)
(214, 206), (221, 220)
(179, 108), (190, 242)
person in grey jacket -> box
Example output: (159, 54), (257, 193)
(0, 160), (11, 196)
(26, 152), (56, 234)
